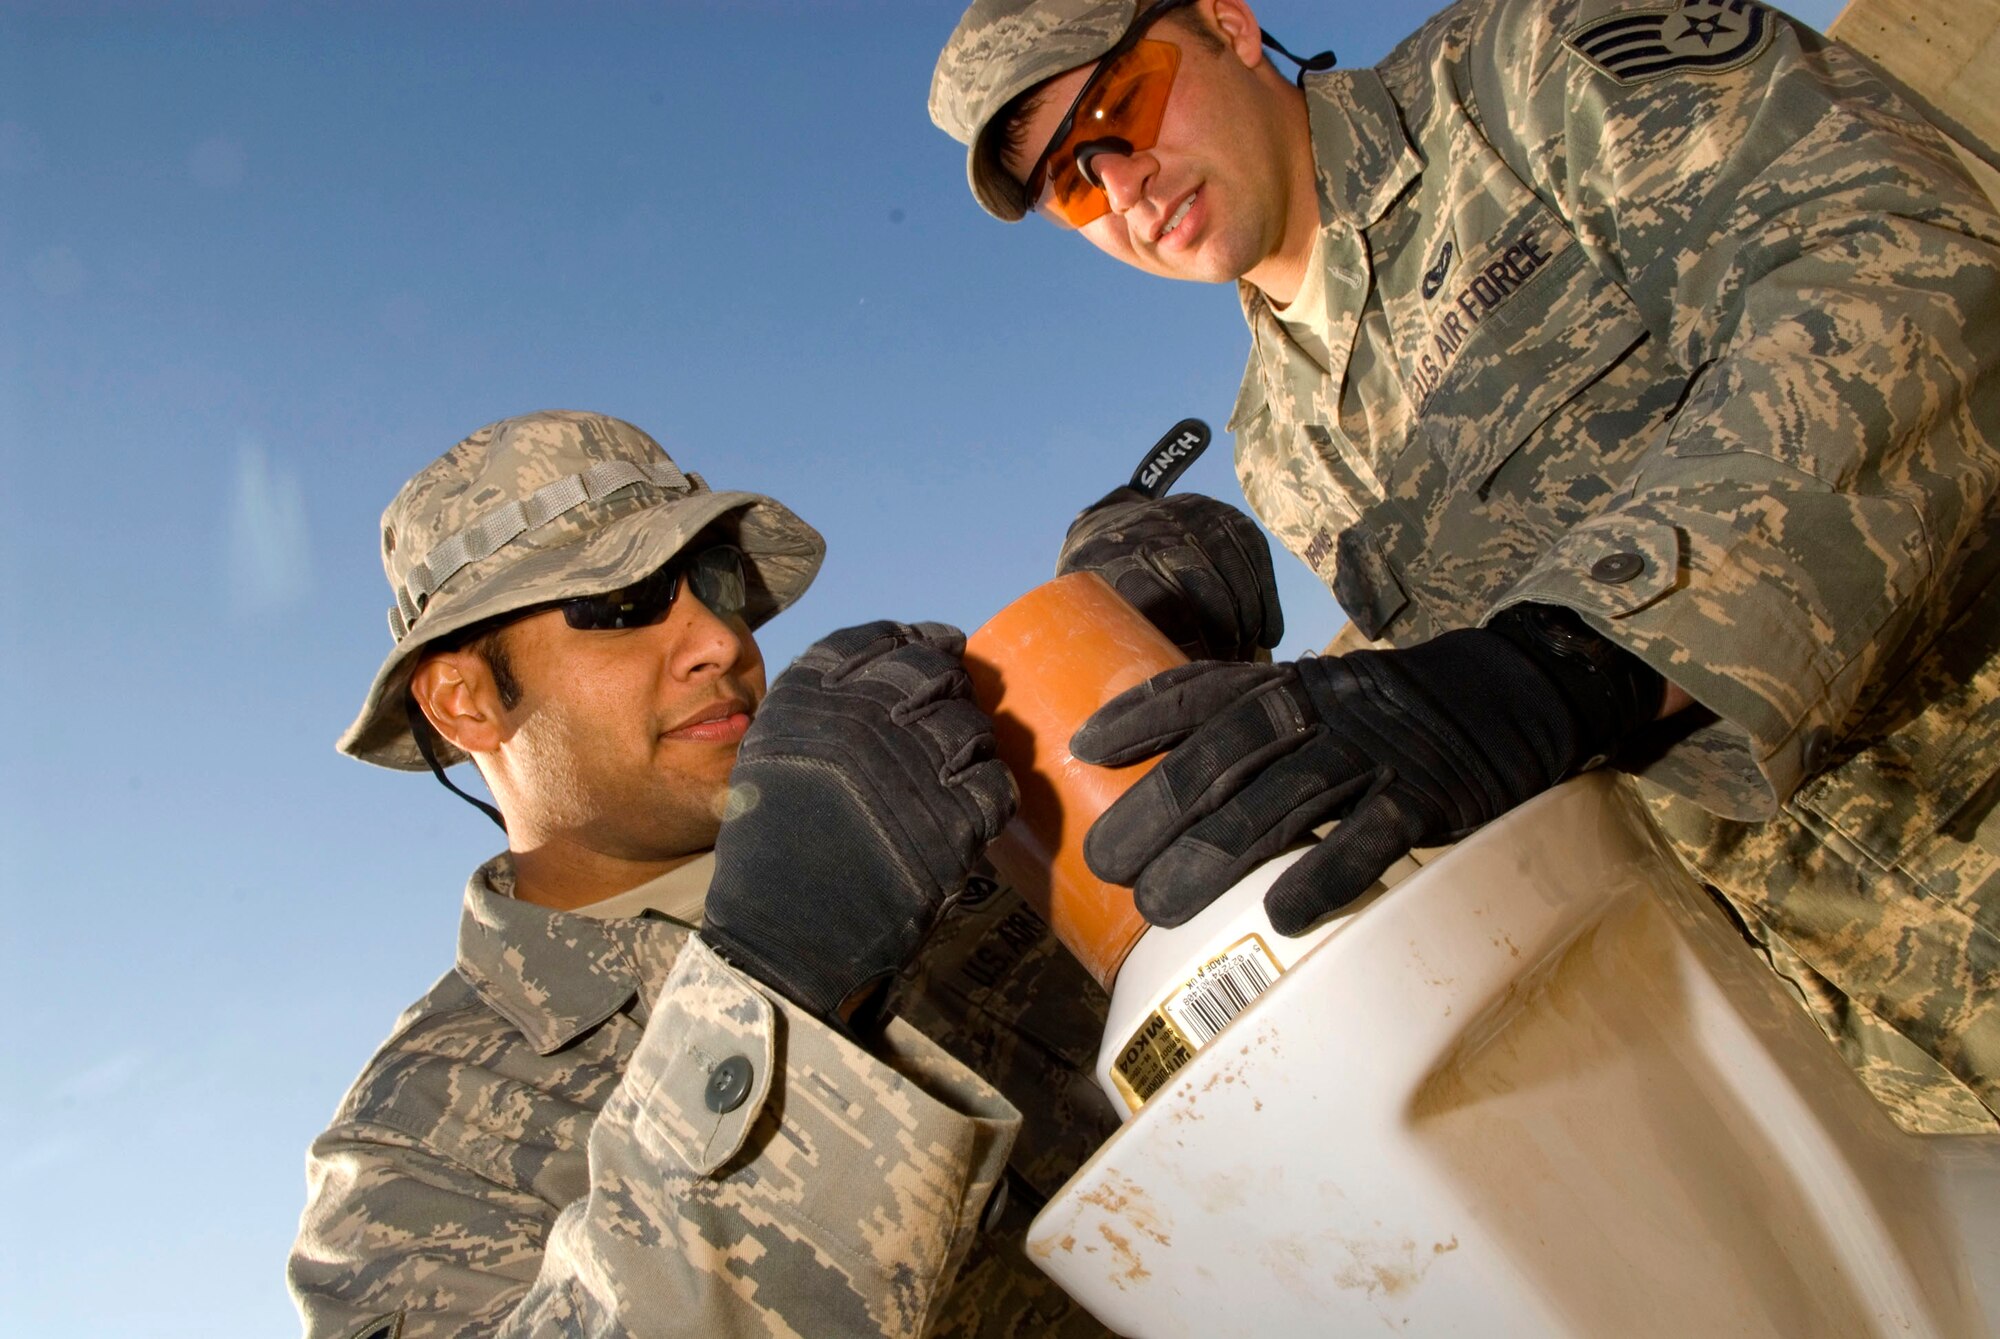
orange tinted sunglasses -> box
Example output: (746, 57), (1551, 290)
(1025, 0), (1193, 229)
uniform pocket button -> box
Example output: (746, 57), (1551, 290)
(980, 1175), (1011, 1233)
(1590, 551), (1645, 585)
(705, 1055), (754, 1114)
(1800, 726), (1831, 777)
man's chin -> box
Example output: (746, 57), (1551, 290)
(656, 733), (745, 784)
(631, 799), (725, 861)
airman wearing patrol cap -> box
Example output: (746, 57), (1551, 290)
(932, 0), (2000, 1134)
(290, 409), (1120, 1337)
(932, 0), (1145, 222)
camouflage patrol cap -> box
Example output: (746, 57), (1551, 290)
(930, 0), (1141, 221)
(339, 409), (825, 771)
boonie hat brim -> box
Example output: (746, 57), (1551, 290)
(339, 488), (821, 771)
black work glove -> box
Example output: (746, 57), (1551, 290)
(1057, 488), (1284, 662)
(1073, 603), (1663, 934)
(701, 621), (1017, 1027)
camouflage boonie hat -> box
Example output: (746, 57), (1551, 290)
(339, 409), (825, 771)
(930, 0), (1140, 221)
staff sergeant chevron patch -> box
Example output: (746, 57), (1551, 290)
(1565, 0), (1776, 86)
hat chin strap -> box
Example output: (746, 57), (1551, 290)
(1260, 29), (1336, 85)
(407, 695), (509, 832)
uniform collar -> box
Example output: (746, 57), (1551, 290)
(455, 854), (646, 1055)
(1302, 66), (1423, 232)
(571, 850), (715, 924)
(1232, 67), (1423, 419)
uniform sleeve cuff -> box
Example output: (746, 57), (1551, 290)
(1497, 514), (1847, 818)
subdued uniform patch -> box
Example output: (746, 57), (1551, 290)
(1228, 0), (2000, 1130)
(1565, 0), (1776, 86)
(1420, 238), (1457, 299)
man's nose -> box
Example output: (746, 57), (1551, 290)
(1094, 150), (1155, 215)
(660, 582), (753, 678)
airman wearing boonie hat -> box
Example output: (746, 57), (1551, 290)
(932, 0), (2000, 1136)
(290, 409), (1121, 1337)
(338, 408), (821, 772)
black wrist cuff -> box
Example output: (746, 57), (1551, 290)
(1488, 603), (1664, 768)
(834, 971), (900, 1040)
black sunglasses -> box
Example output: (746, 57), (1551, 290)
(559, 543), (750, 631)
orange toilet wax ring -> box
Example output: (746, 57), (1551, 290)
(962, 572), (1188, 991)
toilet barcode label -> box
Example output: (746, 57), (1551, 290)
(1108, 935), (1284, 1112)
(1164, 937), (1280, 1046)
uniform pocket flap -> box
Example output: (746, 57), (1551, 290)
(1333, 525), (1410, 640)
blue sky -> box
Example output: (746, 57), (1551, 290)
(0, 1), (1845, 1332)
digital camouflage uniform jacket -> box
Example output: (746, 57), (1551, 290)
(1229, 0), (2000, 1129)
(288, 856), (1119, 1338)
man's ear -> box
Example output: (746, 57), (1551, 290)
(409, 649), (507, 758)
(1208, 0), (1269, 70)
